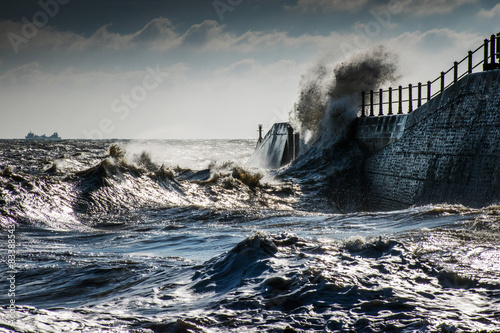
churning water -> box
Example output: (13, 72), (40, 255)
(0, 139), (499, 333)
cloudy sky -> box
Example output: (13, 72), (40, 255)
(0, 0), (498, 139)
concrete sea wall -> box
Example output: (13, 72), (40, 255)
(355, 70), (500, 210)
(247, 123), (300, 169)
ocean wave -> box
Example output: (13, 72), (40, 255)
(1, 140), (499, 332)
(1, 144), (299, 230)
(147, 231), (500, 332)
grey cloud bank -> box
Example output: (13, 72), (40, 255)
(0, 0), (497, 139)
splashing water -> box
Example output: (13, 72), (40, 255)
(295, 46), (400, 148)
(279, 47), (401, 212)
(1, 139), (499, 332)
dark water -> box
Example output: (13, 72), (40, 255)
(0, 139), (499, 332)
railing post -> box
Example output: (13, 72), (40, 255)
(388, 87), (393, 115)
(379, 88), (383, 116)
(361, 91), (366, 117)
(427, 81), (431, 101)
(398, 85), (402, 114)
(408, 84), (413, 113)
(484, 39), (489, 69)
(440, 71), (445, 92)
(418, 82), (422, 107)
(370, 90), (374, 117)
(491, 34), (496, 65)
(453, 61), (458, 83)
(468, 50), (473, 74)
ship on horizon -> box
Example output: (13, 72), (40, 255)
(25, 131), (61, 140)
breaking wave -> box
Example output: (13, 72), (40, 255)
(277, 47), (401, 213)
(1, 138), (499, 332)
(294, 46), (400, 148)
(1, 40), (499, 332)
(0, 143), (299, 230)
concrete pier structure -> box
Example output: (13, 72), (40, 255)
(247, 123), (300, 169)
(356, 70), (500, 210)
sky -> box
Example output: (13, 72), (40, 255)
(0, 0), (498, 139)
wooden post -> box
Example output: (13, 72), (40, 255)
(388, 87), (393, 115)
(379, 88), (383, 116)
(408, 84), (413, 113)
(257, 124), (263, 147)
(440, 71), (445, 92)
(361, 91), (366, 117)
(398, 85), (403, 114)
(468, 51), (473, 74)
(370, 90), (374, 117)
(427, 81), (431, 101)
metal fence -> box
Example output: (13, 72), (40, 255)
(360, 33), (500, 117)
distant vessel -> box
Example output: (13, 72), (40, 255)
(25, 131), (61, 140)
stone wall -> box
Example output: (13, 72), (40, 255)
(356, 69), (500, 210)
(356, 114), (407, 156)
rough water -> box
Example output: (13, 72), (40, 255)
(1, 139), (499, 333)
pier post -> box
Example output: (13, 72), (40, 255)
(408, 84), (413, 113)
(256, 124), (263, 147)
(361, 91), (366, 117)
(379, 88), (383, 116)
(388, 87), (393, 115)
(440, 72), (445, 92)
(427, 81), (431, 101)
(398, 85), (403, 114)
(468, 51), (473, 74)
(370, 90), (374, 117)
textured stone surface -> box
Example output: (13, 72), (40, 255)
(356, 114), (407, 155)
(356, 70), (500, 210)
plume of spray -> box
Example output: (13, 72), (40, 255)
(285, 46), (400, 212)
(294, 46), (400, 149)
(292, 62), (331, 140)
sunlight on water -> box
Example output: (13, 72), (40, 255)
(0, 140), (499, 332)
(123, 139), (256, 170)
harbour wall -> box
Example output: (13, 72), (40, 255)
(355, 69), (500, 210)
(247, 123), (300, 169)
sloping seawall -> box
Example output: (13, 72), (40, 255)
(247, 123), (299, 169)
(356, 69), (500, 210)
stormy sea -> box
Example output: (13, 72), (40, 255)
(1, 49), (500, 333)
(0, 137), (499, 333)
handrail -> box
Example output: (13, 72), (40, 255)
(360, 32), (500, 117)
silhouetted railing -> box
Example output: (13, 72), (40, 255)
(360, 33), (500, 117)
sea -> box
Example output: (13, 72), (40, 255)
(0, 139), (499, 333)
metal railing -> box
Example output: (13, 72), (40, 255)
(360, 33), (500, 117)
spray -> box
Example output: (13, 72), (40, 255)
(285, 46), (400, 212)
(295, 46), (400, 148)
